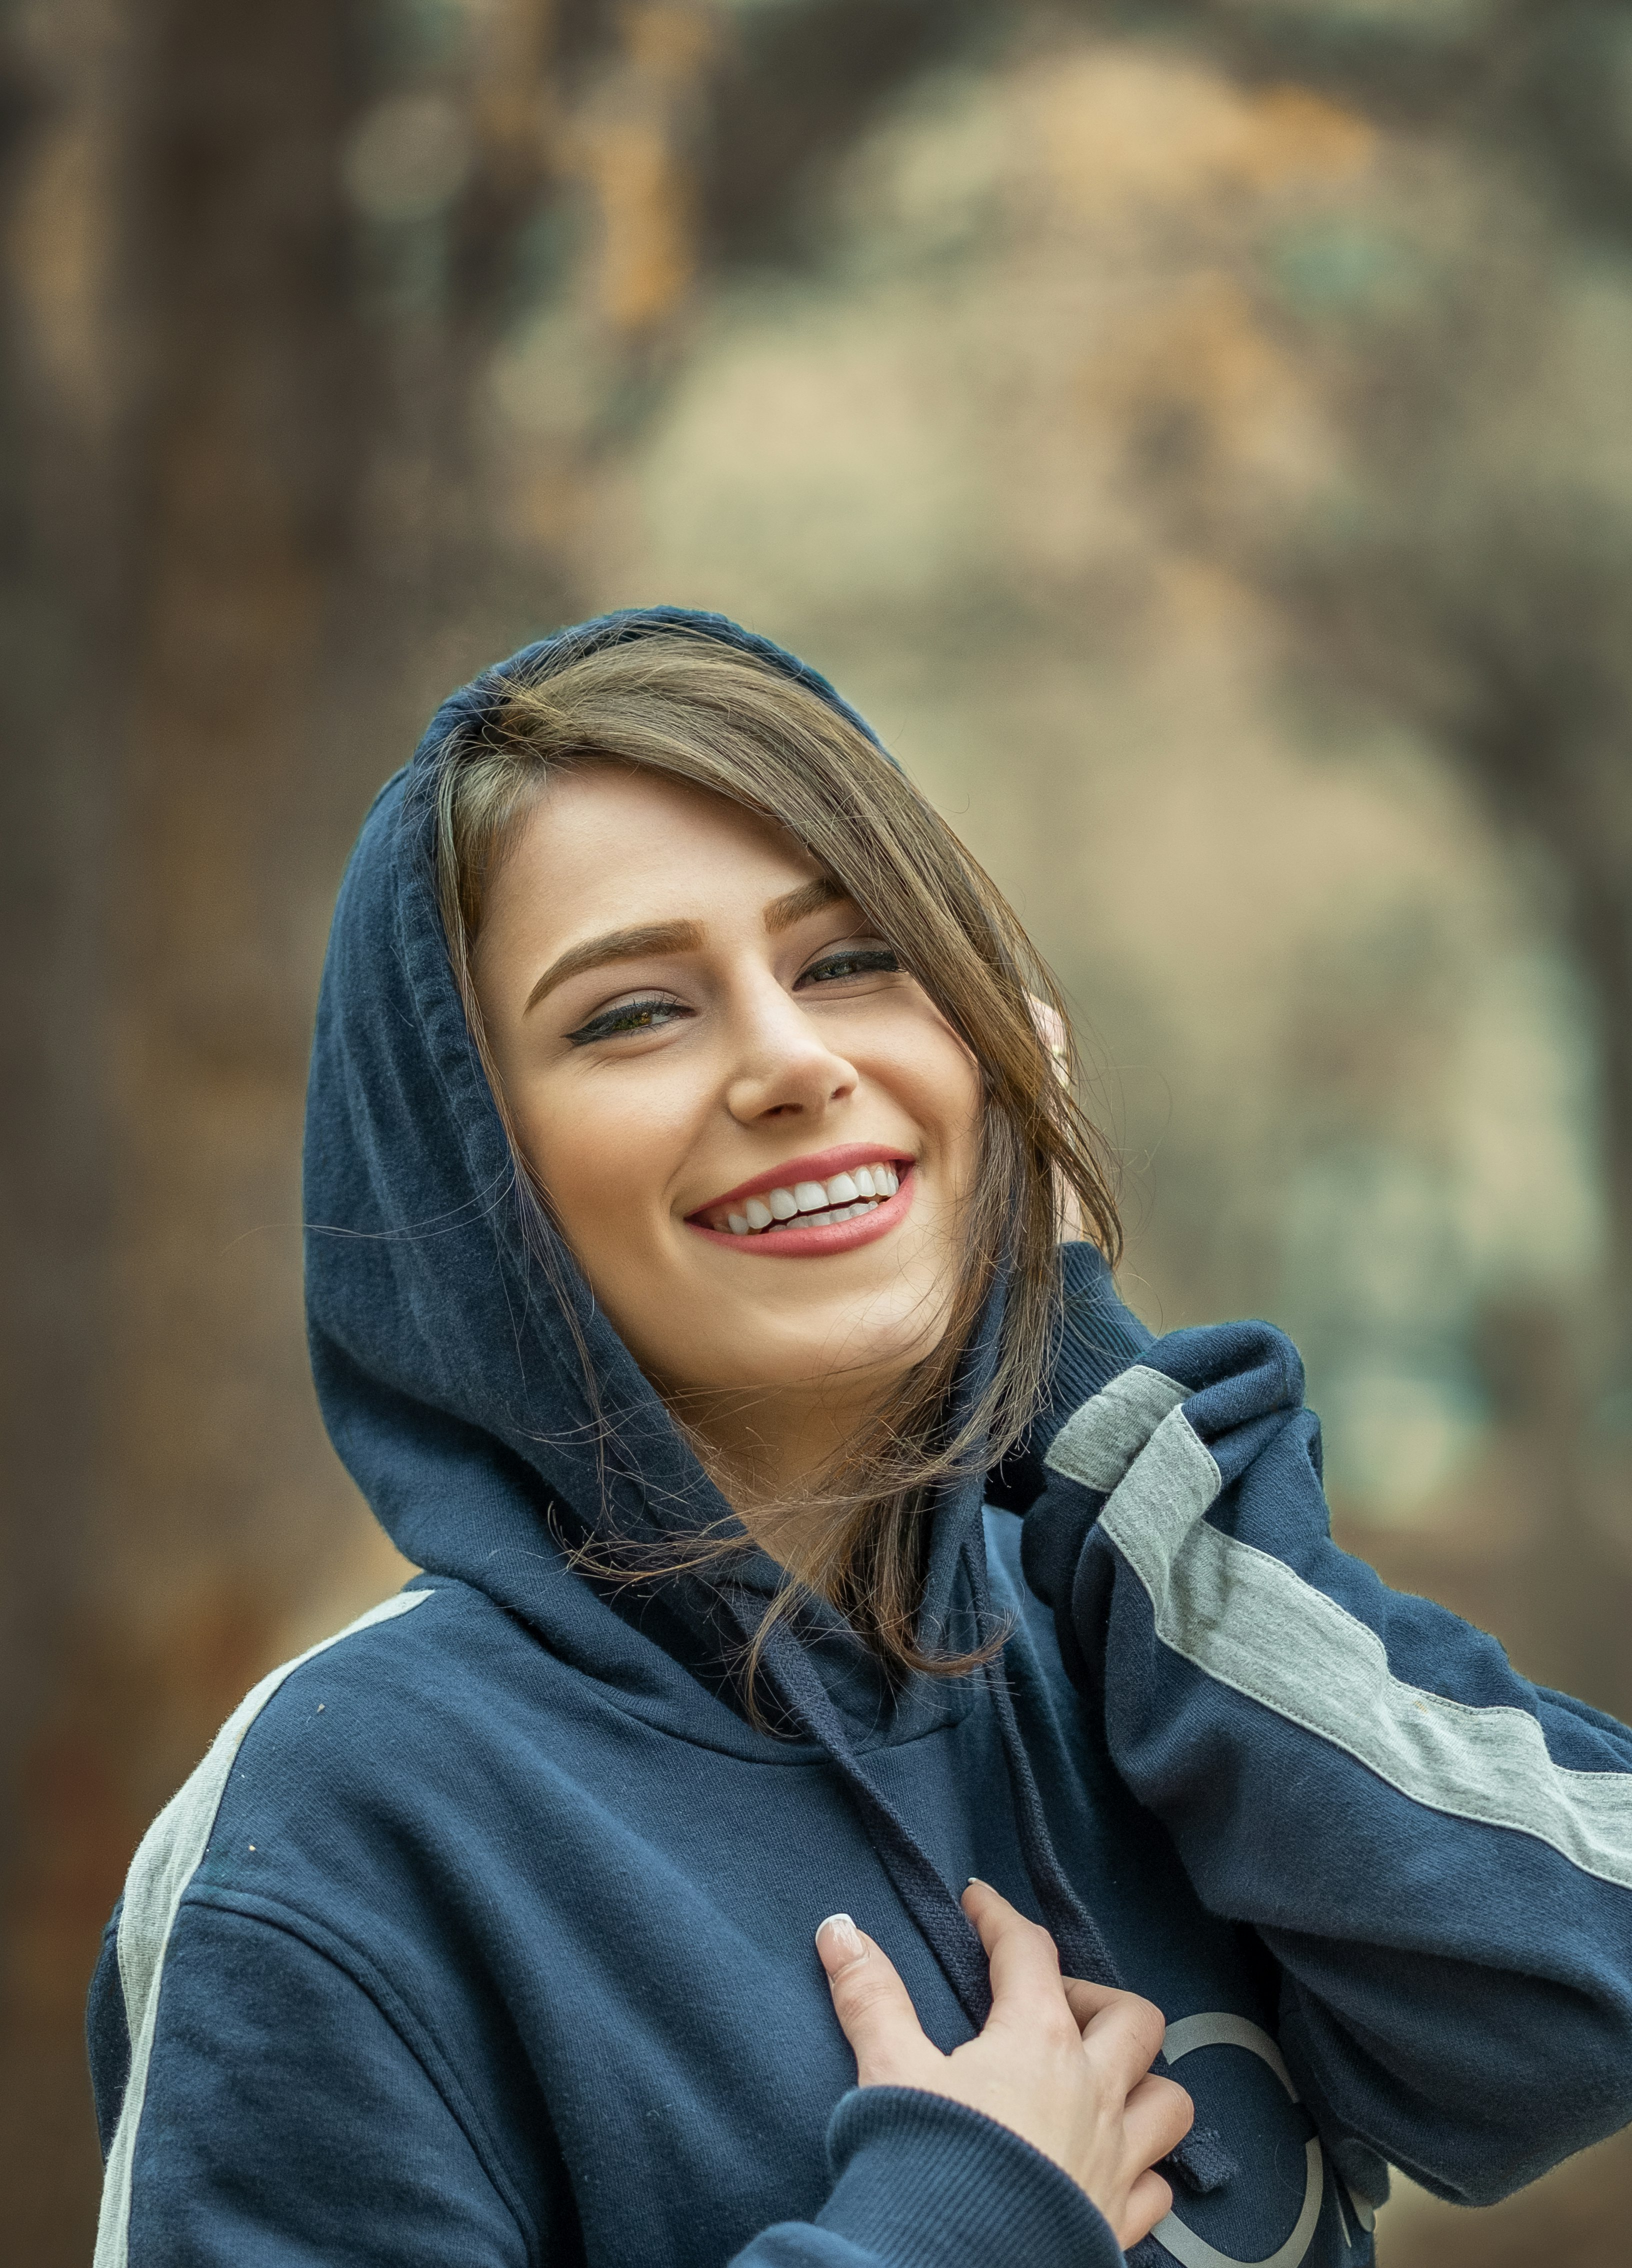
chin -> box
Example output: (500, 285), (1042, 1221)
(666, 1305), (954, 1402)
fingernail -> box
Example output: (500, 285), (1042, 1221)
(816, 1913), (866, 1970)
(967, 1876), (989, 1889)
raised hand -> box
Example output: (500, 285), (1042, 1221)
(816, 1879), (1191, 2252)
(1028, 992), (1084, 1242)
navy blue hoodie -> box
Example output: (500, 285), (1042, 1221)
(90, 610), (1632, 2268)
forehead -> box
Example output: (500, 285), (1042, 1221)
(488, 761), (826, 945)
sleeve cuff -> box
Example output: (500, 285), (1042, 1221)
(1052, 1242), (1154, 1414)
(987, 1246), (1154, 1514)
(818, 2085), (1124, 2268)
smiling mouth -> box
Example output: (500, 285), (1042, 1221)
(697, 1159), (904, 1238)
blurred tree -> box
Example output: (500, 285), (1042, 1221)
(0, 0), (135, 2234)
(1173, 0), (1632, 1319)
(0, 0), (607, 2248)
(1166, 0), (1632, 1718)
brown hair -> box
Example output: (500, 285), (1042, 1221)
(433, 628), (1120, 1683)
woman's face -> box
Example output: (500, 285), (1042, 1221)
(472, 762), (982, 1419)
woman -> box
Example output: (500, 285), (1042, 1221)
(90, 609), (1632, 2268)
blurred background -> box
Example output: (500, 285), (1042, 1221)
(4, 0), (1632, 2258)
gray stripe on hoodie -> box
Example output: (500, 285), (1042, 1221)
(94, 1589), (432, 2268)
(1046, 1366), (1632, 1891)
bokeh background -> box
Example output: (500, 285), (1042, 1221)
(6, 1), (1632, 2258)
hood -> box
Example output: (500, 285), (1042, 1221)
(302, 606), (994, 1692)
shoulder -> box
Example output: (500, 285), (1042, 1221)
(200, 1580), (502, 1819)
(118, 1582), (534, 1978)
(233, 1576), (518, 1754)
(204, 1577), (550, 1854)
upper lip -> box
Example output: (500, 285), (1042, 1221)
(690, 1142), (916, 1216)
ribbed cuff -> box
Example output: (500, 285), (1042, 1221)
(1052, 1243), (1153, 1418)
(986, 1248), (1154, 1516)
(819, 2086), (1124, 2268)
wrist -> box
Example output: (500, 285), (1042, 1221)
(820, 2087), (1124, 2268)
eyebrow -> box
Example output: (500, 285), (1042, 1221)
(524, 921), (704, 1013)
(522, 876), (852, 1015)
(764, 875), (848, 932)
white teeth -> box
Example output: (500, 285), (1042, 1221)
(710, 1162), (905, 1236)
(754, 1198), (880, 1234)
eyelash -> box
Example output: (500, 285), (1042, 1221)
(566, 996), (688, 1047)
(800, 946), (900, 985)
(564, 945), (902, 1046)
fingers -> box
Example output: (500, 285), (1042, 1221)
(1026, 994), (1084, 1238)
(961, 1881), (1076, 2039)
(1066, 1976), (1167, 2066)
(815, 1914), (932, 2087)
(962, 1887), (1170, 2083)
(1059, 1975), (1128, 2032)
(1076, 1986), (1170, 2091)
(1118, 2168), (1176, 2251)
(1028, 992), (1071, 1080)
(1122, 2071), (1195, 2167)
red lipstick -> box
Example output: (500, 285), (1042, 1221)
(686, 1167), (915, 1259)
(694, 1142), (914, 1216)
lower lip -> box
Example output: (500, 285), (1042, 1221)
(686, 1167), (916, 1258)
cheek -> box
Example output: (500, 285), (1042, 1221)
(886, 1024), (982, 1184)
(511, 1072), (682, 1268)
(516, 1074), (712, 1385)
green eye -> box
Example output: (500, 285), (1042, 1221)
(566, 995), (690, 1046)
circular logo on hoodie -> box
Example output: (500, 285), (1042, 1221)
(1150, 2014), (1332, 2268)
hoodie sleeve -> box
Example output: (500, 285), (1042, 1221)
(97, 1899), (1123, 2268)
(1018, 1318), (1632, 2214)
(92, 1897), (538, 2268)
(986, 1241), (1154, 1513)
(737, 2089), (1124, 2268)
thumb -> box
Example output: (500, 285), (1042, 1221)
(816, 1914), (936, 2089)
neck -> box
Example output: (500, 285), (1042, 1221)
(667, 1375), (890, 1573)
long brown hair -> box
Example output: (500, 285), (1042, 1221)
(433, 628), (1120, 1682)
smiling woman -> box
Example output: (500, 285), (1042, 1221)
(434, 629), (1115, 1654)
(88, 609), (1632, 2268)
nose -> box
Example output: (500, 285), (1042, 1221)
(723, 974), (859, 1127)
